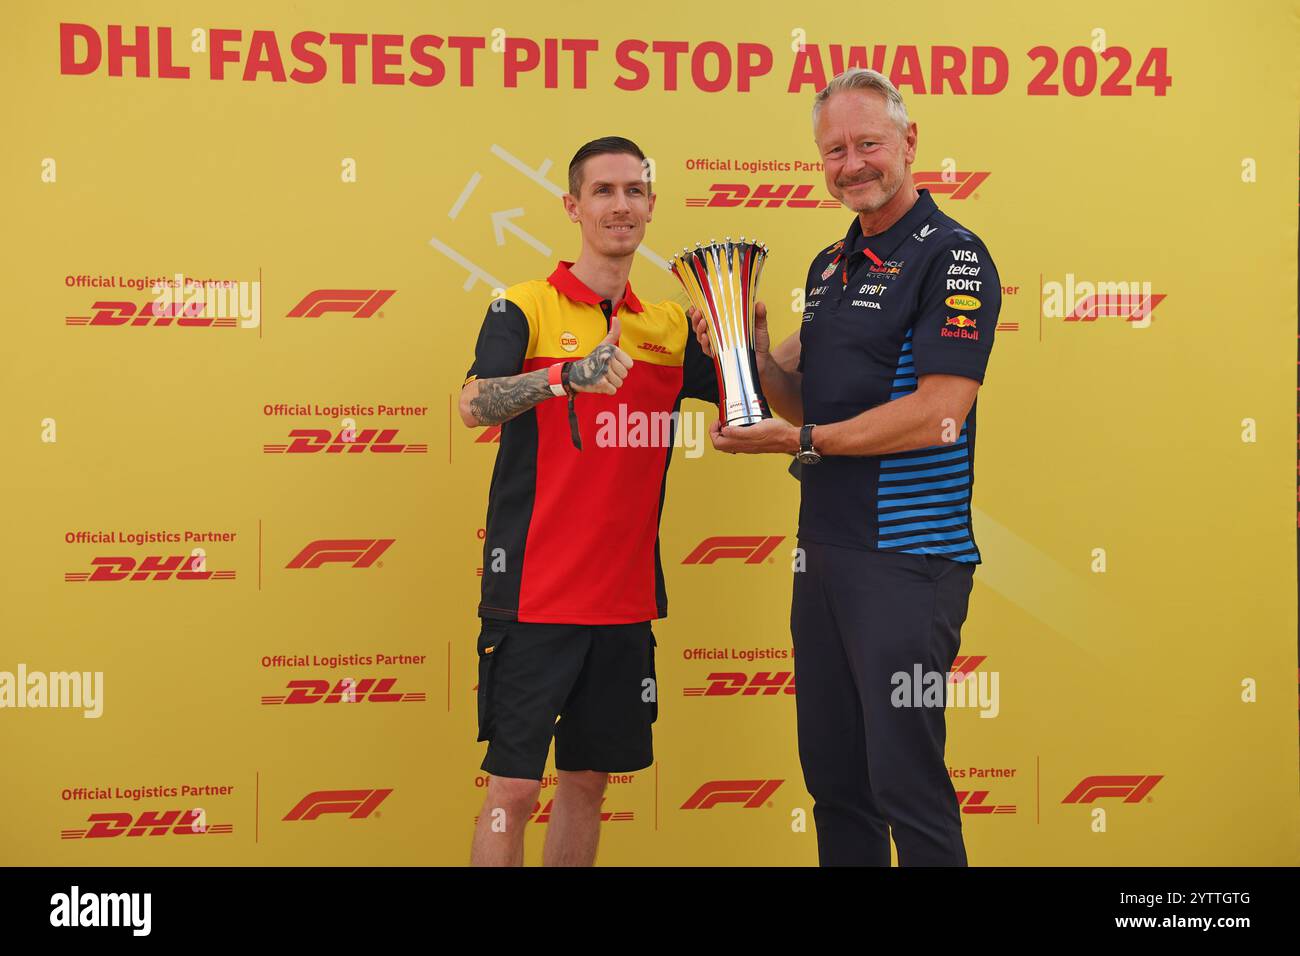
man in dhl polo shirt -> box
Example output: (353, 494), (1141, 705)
(459, 136), (718, 866)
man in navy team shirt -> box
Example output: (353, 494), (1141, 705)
(690, 68), (1000, 866)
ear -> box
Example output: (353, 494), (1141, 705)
(646, 190), (656, 222)
(562, 192), (580, 222)
(904, 122), (918, 165)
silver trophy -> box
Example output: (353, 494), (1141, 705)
(669, 237), (771, 427)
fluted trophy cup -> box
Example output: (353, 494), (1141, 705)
(668, 237), (771, 427)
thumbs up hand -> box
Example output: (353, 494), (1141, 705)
(567, 315), (634, 395)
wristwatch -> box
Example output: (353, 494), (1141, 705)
(796, 424), (822, 464)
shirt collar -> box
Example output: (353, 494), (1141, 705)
(846, 188), (938, 260)
(547, 261), (644, 313)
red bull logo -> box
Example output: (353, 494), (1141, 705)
(941, 315), (980, 340)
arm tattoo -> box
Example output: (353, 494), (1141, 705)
(468, 368), (553, 425)
(568, 343), (615, 389)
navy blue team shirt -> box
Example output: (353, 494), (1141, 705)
(796, 188), (999, 563)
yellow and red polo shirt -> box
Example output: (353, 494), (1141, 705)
(464, 261), (719, 624)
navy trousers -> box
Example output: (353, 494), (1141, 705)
(791, 539), (975, 866)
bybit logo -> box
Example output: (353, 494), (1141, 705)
(682, 536), (784, 565)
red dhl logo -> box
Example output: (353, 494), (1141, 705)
(62, 809), (232, 839)
(65, 299), (239, 328)
(65, 556), (235, 582)
(944, 315), (977, 329)
(682, 536), (784, 565)
(685, 184), (840, 209)
(638, 341), (670, 354)
(1061, 775), (1163, 804)
(261, 678), (426, 705)
(285, 539), (393, 569)
(532, 799), (633, 824)
(471, 797), (634, 825)
(287, 290), (394, 318)
(683, 672), (796, 697)
(263, 428), (427, 454)
(911, 170), (990, 199)
(956, 790), (1016, 815)
(283, 789), (391, 821)
(681, 780), (783, 809)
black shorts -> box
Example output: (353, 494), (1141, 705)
(475, 619), (658, 781)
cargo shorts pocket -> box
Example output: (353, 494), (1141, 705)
(476, 625), (508, 742)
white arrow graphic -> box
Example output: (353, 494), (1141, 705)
(491, 208), (551, 256)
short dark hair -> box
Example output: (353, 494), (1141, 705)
(567, 136), (648, 196)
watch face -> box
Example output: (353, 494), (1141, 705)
(797, 450), (821, 465)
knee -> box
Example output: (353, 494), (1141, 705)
(557, 770), (608, 802)
(485, 776), (542, 818)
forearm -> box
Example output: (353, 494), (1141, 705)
(460, 369), (554, 427)
(758, 357), (804, 426)
(813, 391), (962, 457)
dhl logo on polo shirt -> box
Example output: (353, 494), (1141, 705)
(507, 278), (689, 366)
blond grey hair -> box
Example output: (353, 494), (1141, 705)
(812, 68), (910, 134)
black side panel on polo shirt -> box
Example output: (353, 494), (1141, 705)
(465, 300), (530, 384)
(464, 299), (533, 619)
(680, 328), (721, 404)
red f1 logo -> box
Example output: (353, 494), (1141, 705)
(285, 539), (394, 569)
(283, 789), (392, 821)
(1061, 775), (1163, 804)
(682, 536), (784, 565)
(287, 290), (394, 318)
(681, 780), (783, 809)
(1066, 294), (1166, 322)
